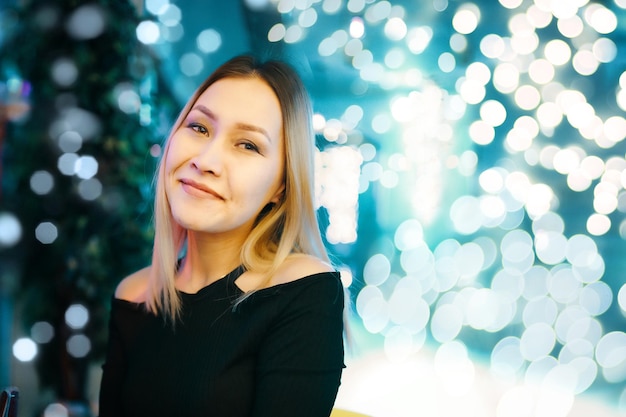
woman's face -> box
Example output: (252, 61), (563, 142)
(164, 77), (285, 240)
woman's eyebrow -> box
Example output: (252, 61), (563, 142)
(191, 104), (272, 142)
(190, 104), (217, 121)
(234, 122), (272, 142)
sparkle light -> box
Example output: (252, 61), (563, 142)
(146, 0), (168, 15)
(35, 222), (58, 244)
(316, 146), (362, 244)
(349, 17), (364, 38)
(78, 178), (103, 201)
(544, 39), (571, 65)
(384, 17), (407, 41)
(31, 321), (54, 344)
(136, 20), (160, 44)
(244, 0), (270, 10)
(452, 5), (480, 35)
(364, 1), (391, 23)
(480, 100), (507, 126)
(65, 4), (106, 40)
(406, 26), (433, 54)
(157, 3), (181, 26)
(0, 212), (22, 247)
(585, 4), (618, 34)
(268, 23), (286, 42)
(51, 58), (78, 87)
(25, 0), (626, 414)
(67, 334), (91, 358)
(514, 85), (541, 110)
(493, 62), (520, 94)
(43, 403), (69, 417)
(480, 34), (506, 59)
(65, 304), (89, 329)
(12, 338), (37, 362)
(57, 131), (82, 152)
(179, 52), (203, 76)
(30, 170), (54, 195)
(197, 29), (222, 53)
(499, 0), (523, 9)
(322, 0), (342, 14)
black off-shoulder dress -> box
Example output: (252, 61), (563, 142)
(98, 266), (345, 417)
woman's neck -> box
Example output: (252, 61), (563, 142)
(176, 232), (244, 292)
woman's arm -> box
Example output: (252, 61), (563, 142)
(98, 269), (149, 416)
(251, 273), (346, 417)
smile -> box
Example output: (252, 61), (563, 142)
(179, 179), (223, 200)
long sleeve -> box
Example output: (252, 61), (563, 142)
(251, 274), (345, 417)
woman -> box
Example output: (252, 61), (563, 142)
(98, 55), (345, 416)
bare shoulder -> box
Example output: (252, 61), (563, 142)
(115, 266), (151, 302)
(272, 254), (335, 286)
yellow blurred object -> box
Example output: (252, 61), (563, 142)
(330, 409), (370, 417)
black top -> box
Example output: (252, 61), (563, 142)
(98, 266), (345, 417)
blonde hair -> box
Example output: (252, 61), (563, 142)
(146, 55), (329, 321)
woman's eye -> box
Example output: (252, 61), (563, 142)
(239, 141), (260, 153)
(188, 123), (209, 135)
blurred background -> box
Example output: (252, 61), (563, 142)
(1, 0), (626, 416)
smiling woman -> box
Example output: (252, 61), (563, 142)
(98, 55), (346, 417)
(164, 77), (285, 246)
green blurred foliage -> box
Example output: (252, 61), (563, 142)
(0, 0), (177, 400)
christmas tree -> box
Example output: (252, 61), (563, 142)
(0, 0), (176, 406)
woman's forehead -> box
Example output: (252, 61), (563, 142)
(184, 77), (285, 147)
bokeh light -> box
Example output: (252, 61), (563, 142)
(12, 338), (37, 362)
(64, 304), (89, 330)
(31, 321), (55, 344)
(43, 403), (69, 417)
(4, 0), (626, 415)
(0, 212), (22, 247)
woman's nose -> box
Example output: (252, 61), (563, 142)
(191, 139), (224, 176)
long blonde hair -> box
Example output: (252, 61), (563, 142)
(146, 55), (329, 321)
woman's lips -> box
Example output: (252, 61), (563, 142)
(180, 179), (223, 199)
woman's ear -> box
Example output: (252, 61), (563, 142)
(270, 183), (285, 204)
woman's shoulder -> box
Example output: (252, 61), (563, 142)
(115, 266), (151, 303)
(271, 254), (335, 286)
